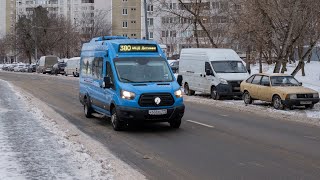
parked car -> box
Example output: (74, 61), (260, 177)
(9, 64), (17, 71)
(170, 60), (179, 73)
(37, 55), (59, 74)
(240, 73), (320, 109)
(178, 48), (249, 99)
(64, 57), (80, 77)
(1, 64), (10, 71)
(13, 64), (26, 72)
(52, 61), (66, 75)
(27, 64), (37, 72)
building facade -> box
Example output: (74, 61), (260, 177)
(16, 0), (94, 25)
(0, 0), (16, 38)
(145, 0), (234, 57)
(112, 0), (142, 39)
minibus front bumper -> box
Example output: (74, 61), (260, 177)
(116, 105), (185, 122)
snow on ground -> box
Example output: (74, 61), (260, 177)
(183, 61), (320, 126)
(0, 79), (145, 180)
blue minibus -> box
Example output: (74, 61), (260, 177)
(79, 36), (185, 131)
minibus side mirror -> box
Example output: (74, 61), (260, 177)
(102, 77), (112, 88)
(299, 82), (303, 86)
(206, 70), (213, 76)
(177, 75), (183, 86)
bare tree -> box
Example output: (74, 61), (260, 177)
(80, 9), (112, 42)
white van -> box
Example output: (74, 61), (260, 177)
(178, 48), (249, 100)
(37, 55), (59, 74)
(64, 57), (80, 77)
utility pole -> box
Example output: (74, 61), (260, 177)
(143, 0), (149, 40)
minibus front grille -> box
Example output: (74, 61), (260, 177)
(139, 93), (174, 107)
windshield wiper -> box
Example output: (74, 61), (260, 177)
(121, 77), (135, 83)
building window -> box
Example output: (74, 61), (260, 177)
(147, 18), (153, 26)
(122, 8), (128, 15)
(149, 32), (153, 39)
(122, 21), (128, 28)
(131, 21), (136, 23)
(147, 4), (153, 12)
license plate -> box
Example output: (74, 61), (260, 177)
(233, 87), (240, 90)
(300, 101), (312, 105)
(148, 109), (167, 115)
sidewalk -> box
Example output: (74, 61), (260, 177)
(0, 79), (112, 180)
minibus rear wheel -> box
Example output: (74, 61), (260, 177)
(84, 97), (93, 118)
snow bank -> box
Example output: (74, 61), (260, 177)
(0, 79), (145, 180)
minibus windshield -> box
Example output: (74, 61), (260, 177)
(211, 61), (247, 73)
(114, 57), (174, 83)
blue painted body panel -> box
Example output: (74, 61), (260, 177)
(79, 36), (184, 118)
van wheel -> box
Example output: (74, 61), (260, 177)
(111, 107), (124, 131)
(243, 91), (253, 104)
(184, 83), (195, 96)
(211, 86), (220, 100)
(272, 95), (284, 110)
(84, 98), (93, 118)
(169, 118), (181, 129)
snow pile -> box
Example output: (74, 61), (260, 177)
(0, 79), (145, 180)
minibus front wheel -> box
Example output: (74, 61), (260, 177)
(169, 118), (181, 129)
(111, 107), (125, 131)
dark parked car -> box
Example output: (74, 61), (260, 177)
(52, 61), (66, 75)
(170, 60), (179, 73)
(28, 64), (37, 72)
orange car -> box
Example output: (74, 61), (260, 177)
(240, 73), (319, 109)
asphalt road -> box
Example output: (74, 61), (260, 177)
(1, 71), (320, 180)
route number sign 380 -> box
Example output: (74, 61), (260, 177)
(119, 44), (157, 52)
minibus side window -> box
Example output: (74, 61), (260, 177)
(81, 57), (94, 77)
(106, 62), (115, 89)
(92, 57), (103, 79)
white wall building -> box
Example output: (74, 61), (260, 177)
(0, 0), (16, 38)
(0, 0), (7, 37)
(16, 0), (95, 28)
(144, 0), (233, 57)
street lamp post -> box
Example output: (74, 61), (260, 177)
(143, 0), (149, 40)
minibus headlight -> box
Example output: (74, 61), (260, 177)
(174, 89), (182, 98)
(219, 78), (228, 85)
(121, 90), (135, 100)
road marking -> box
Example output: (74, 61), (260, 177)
(220, 114), (229, 117)
(186, 120), (214, 128)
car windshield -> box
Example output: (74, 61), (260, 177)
(114, 57), (173, 83)
(211, 61), (247, 73)
(270, 76), (300, 86)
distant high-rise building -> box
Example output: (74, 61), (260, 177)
(112, 0), (142, 39)
(0, 0), (16, 38)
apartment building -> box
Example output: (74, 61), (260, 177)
(112, 0), (142, 39)
(0, 0), (16, 38)
(146, 0), (234, 57)
(16, 0), (94, 25)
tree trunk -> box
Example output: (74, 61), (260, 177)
(307, 52), (312, 63)
(273, 59), (282, 73)
(291, 60), (303, 76)
(193, 21), (200, 48)
(281, 61), (287, 73)
(301, 61), (305, 76)
(246, 46), (251, 74)
(259, 50), (262, 73)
